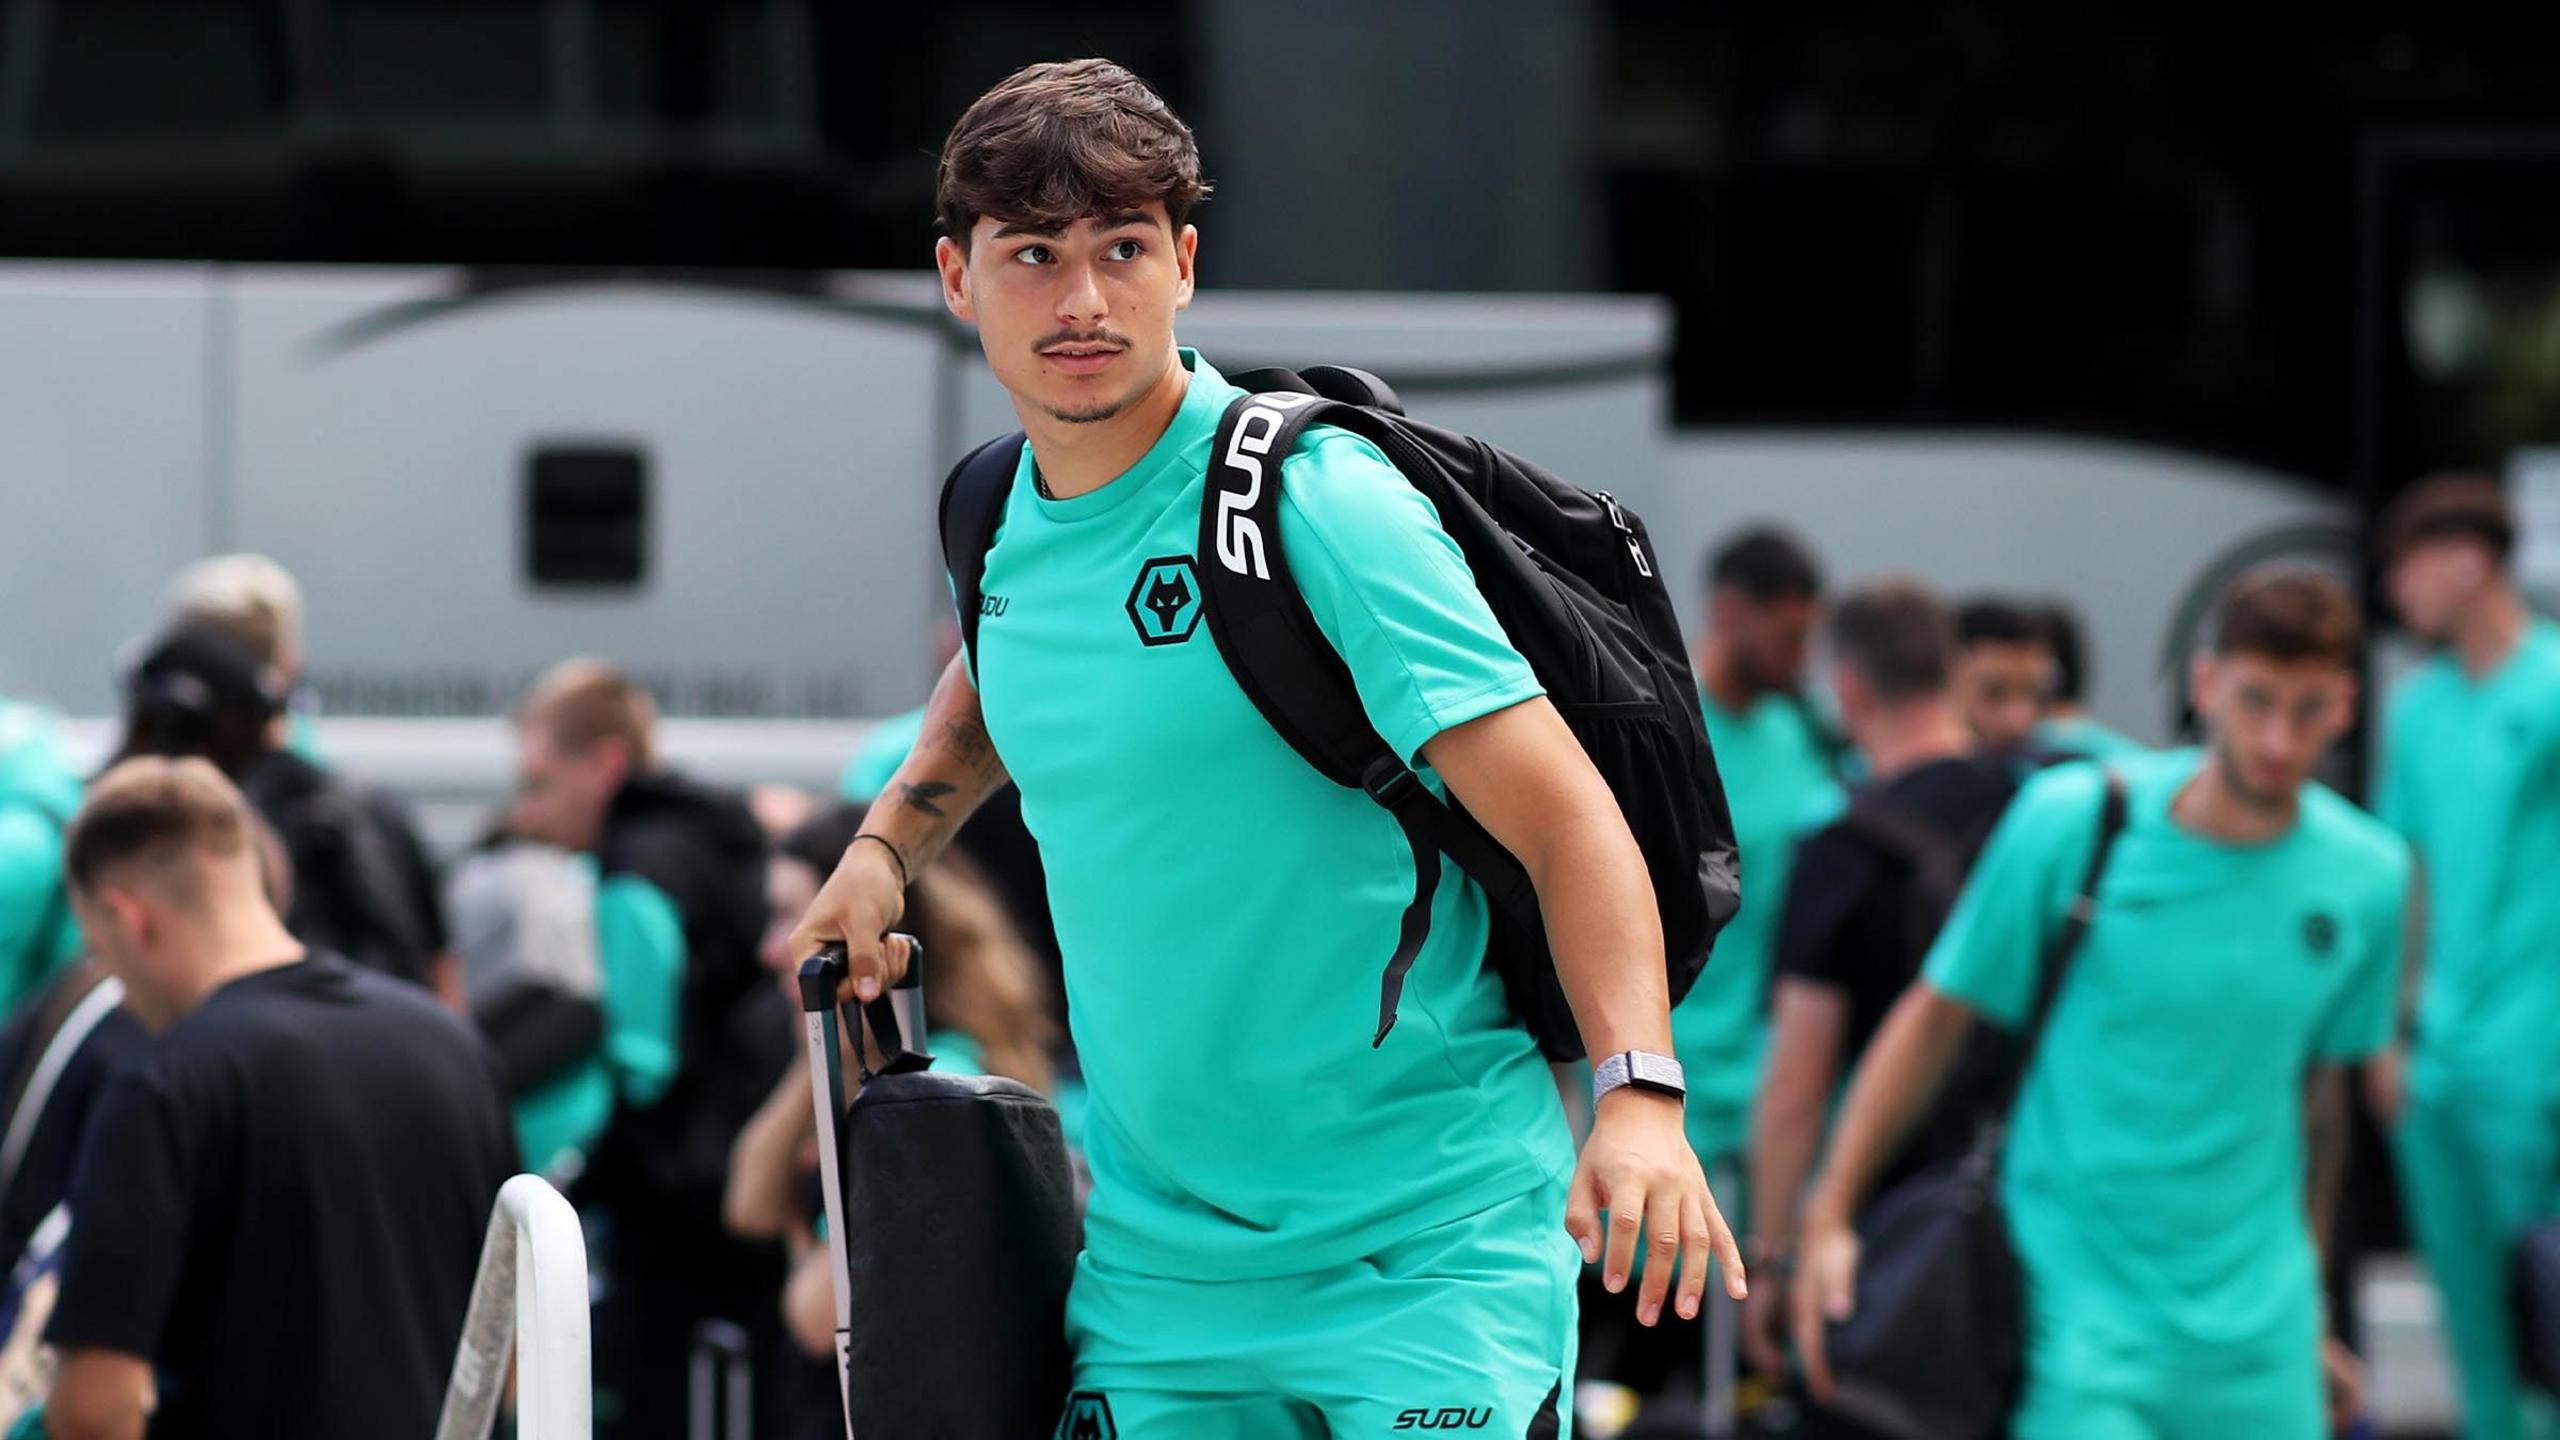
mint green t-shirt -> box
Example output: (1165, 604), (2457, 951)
(0, 700), (85, 1014)
(1678, 693), (1838, 1159)
(2034, 713), (2148, 763)
(970, 350), (1571, 1281)
(512, 870), (685, 1180)
(1926, 751), (2408, 1357)
(2378, 617), (2560, 1101)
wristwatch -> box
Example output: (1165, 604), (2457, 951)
(1593, 1050), (1686, 1106)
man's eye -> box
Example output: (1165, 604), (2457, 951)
(1107, 239), (1144, 261)
(1014, 245), (1052, 266)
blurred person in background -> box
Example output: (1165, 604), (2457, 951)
(2372, 476), (2560, 1440)
(1952, 597), (2054, 756)
(1797, 569), (2404, 1439)
(727, 802), (1059, 1440)
(1682, 527), (1837, 1171)
(41, 757), (514, 1440)
(2032, 600), (2147, 761)
(1742, 578), (2018, 1429)
(163, 555), (450, 990)
(506, 657), (790, 1440)
(443, 835), (611, 1185)
(111, 622), (446, 995)
(0, 691), (83, 1016)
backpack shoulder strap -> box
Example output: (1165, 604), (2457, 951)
(2012, 769), (2130, 1064)
(1197, 389), (1538, 1049)
(938, 433), (1026, 673)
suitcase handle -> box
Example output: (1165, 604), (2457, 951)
(797, 937), (927, 1072)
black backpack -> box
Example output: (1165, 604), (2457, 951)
(940, 363), (1740, 1061)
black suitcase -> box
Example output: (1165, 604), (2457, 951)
(798, 942), (1080, 1440)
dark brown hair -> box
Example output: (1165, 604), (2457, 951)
(2377, 473), (2513, 567)
(936, 59), (1211, 243)
(66, 756), (256, 899)
(2215, 567), (2362, 668)
(518, 657), (658, 769)
(1830, 577), (1955, 703)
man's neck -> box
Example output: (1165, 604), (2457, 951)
(1857, 699), (1973, 783)
(1697, 645), (1763, 715)
(2172, 755), (2298, 847)
(1018, 349), (1192, 499)
(2453, 583), (2529, 680)
(176, 922), (307, 1016)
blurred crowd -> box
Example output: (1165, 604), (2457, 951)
(0, 472), (2551, 1439)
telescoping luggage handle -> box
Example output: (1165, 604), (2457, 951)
(797, 937), (927, 1440)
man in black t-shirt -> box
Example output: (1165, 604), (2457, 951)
(1740, 580), (2016, 1407)
(42, 757), (516, 1439)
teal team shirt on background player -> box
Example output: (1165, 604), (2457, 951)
(1925, 752), (2407, 1438)
(1682, 695), (1837, 1166)
(0, 699), (85, 1014)
(969, 352), (1579, 1431)
(2378, 616), (2560, 1440)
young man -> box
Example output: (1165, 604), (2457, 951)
(1795, 569), (2406, 1439)
(1684, 530), (1839, 1185)
(506, 658), (787, 1440)
(789, 58), (1742, 1438)
(2031, 600), (2146, 761)
(43, 757), (515, 1439)
(1952, 596), (2052, 755)
(2372, 476), (2560, 1440)
(1741, 578), (2015, 1402)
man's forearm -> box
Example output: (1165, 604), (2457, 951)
(1803, 984), (1975, 1225)
(854, 654), (1009, 882)
(1528, 810), (1671, 1059)
(1750, 983), (1846, 1256)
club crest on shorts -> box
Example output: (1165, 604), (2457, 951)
(1126, 555), (1204, 647)
(1059, 1390), (1118, 1440)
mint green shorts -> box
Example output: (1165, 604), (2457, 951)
(1057, 1182), (1578, 1438)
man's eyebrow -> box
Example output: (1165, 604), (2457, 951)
(988, 211), (1157, 241)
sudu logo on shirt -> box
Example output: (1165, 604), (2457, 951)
(1126, 556), (1204, 647)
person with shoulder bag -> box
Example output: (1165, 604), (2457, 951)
(1795, 571), (2410, 1440)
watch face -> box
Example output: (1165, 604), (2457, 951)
(1628, 1052), (1685, 1091)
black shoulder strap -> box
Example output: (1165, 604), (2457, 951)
(938, 433), (1025, 671)
(2011, 769), (2130, 1072)
(1197, 389), (1538, 1048)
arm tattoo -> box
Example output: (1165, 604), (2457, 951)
(896, 780), (957, 819)
(934, 718), (1005, 783)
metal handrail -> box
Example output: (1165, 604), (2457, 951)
(436, 1173), (593, 1440)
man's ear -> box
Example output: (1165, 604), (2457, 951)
(935, 234), (975, 324)
(1173, 224), (1199, 311)
(101, 887), (154, 950)
(2188, 652), (2219, 716)
(593, 736), (636, 793)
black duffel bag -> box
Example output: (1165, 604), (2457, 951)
(801, 942), (1080, 1440)
(1821, 771), (2127, 1440)
(2516, 1217), (2560, 1395)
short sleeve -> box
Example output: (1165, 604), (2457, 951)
(594, 874), (685, 1108)
(1922, 765), (2105, 1030)
(1773, 829), (1865, 988)
(2314, 842), (2413, 1061)
(1279, 430), (1545, 765)
(46, 1070), (201, 1359)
